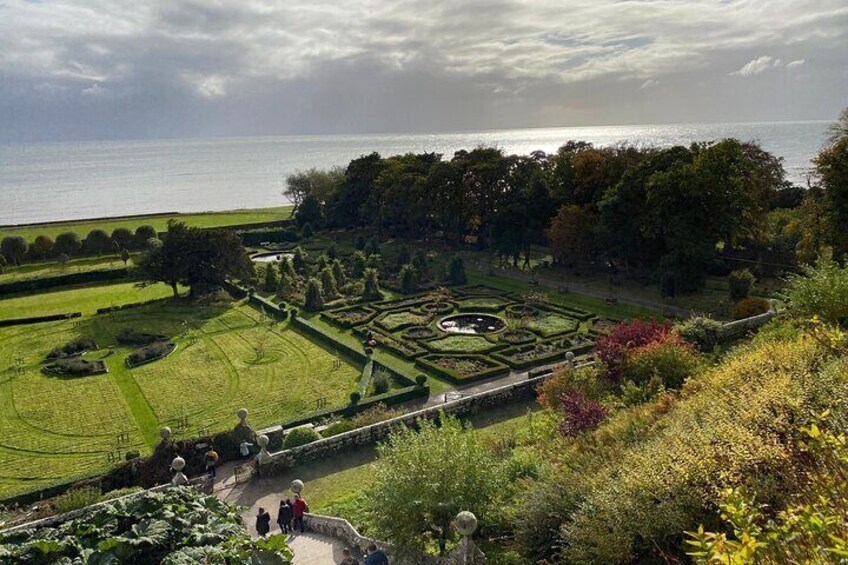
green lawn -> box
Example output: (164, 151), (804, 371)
(0, 282), (176, 319)
(0, 206), (292, 242)
(0, 255), (135, 284)
(0, 295), (361, 501)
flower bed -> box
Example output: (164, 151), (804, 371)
(372, 295), (431, 312)
(321, 305), (377, 328)
(415, 354), (508, 383)
(375, 309), (433, 332)
(499, 329), (536, 345)
(355, 327), (427, 360)
(43, 357), (108, 377)
(493, 342), (565, 369)
(46, 337), (97, 360)
(505, 304), (539, 318)
(126, 341), (177, 368)
(420, 301), (454, 315)
(422, 334), (500, 354)
(525, 313), (580, 337)
(403, 326), (437, 340)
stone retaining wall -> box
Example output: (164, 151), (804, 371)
(258, 370), (554, 474)
(720, 309), (777, 341)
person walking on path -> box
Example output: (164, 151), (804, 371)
(364, 544), (389, 565)
(292, 493), (308, 533)
(276, 499), (293, 534)
(255, 507), (271, 537)
(339, 547), (360, 565)
(204, 448), (219, 478)
(239, 440), (254, 459)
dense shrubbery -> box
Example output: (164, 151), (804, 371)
(728, 268), (755, 300)
(593, 319), (672, 381)
(43, 357), (107, 376)
(0, 487), (293, 563)
(46, 336), (97, 360)
(732, 295), (771, 319)
(283, 426), (321, 448)
(620, 335), (700, 389)
(675, 316), (725, 350)
(785, 253), (848, 326)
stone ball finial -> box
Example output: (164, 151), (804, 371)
(455, 511), (478, 536)
(237, 408), (249, 422)
(291, 479), (304, 494)
(160, 426), (172, 440)
(565, 351), (575, 363)
(257, 434), (269, 448)
(172, 456), (186, 471)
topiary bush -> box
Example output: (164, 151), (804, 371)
(283, 426), (321, 449)
(728, 268), (755, 301)
(732, 296), (770, 319)
(371, 368), (391, 395)
(415, 374), (428, 387)
(263, 262), (280, 292)
(320, 267), (338, 297)
(362, 268), (382, 301)
(303, 278), (325, 311)
(446, 255), (467, 285)
(399, 264), (418, 294)
(350, 391), (362, 405)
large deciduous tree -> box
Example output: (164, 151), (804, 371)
(53, 232), (82, 259)
(138, 221), (253, 297)
(0, 236), (28, 266)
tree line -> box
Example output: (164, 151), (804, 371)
(0, 225), (159, 268)
(286, 135), (822, 294)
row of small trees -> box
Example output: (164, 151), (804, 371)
(0, 225), (158, 267)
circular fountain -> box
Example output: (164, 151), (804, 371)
(437, 313), (506, 334)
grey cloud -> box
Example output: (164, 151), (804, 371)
(0, 0), (846, 142)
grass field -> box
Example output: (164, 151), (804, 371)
(0, 255), (136, 285)
(0, 292), (361, 500)
(0, 206), (292, 242)
(0, 282), (177, 319)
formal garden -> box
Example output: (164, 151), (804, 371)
(0, 286), (373, 502)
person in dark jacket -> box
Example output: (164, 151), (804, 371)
(256, 507), (271, 536)
(364, 544), (389, 565)
(277, 499), (293, 533)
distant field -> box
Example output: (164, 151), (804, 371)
(0, 297), (361, 501)
(0, 206), (292, 241)
(0, 281), (176, 319)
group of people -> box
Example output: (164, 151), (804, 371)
(254, 493), (389, 564)
(255, 494), (309, 535)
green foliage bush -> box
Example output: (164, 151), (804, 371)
(0, 487), (293, 563)
(351, 250), (367, 278)
(361, 267), (382, 301)
(320, 266), (338, 297)
(728, 268), (755, 301)
(263, 262), (280, 292)
(785, 253), (848, 326)
(371, 368), (390, 395)
(301, 222), (314, 239)
(620, 336), (700, 389)
(399, 263), (418, 293)
(446, 255), (467, 285)
(283, 426), (321, 449)
(675, 316), (725, 350)
(52, 486), (102, 514)
(303, 277), (325, 311)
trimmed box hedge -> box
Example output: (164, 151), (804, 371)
(290, 315), (368, 364)
(0, 312), (82, 328)
(321, 305), (378, 329)
(237, 226), (300, 246)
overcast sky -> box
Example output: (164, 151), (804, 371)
(1, 0), (846, 142)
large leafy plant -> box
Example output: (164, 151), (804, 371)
(0, 487), (293, 564)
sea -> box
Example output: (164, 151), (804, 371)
(0, 121), (830, 226)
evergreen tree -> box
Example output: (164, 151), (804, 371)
(292, 246), (307, 273)
(280, 256), (297, 280)
(351, 251), (367, 278)
(332, 259), (347, 287)
(396, 245), (411, 271)
(362, 268), (382, 301)
(320, 267), (338, 297)
(399, 264), (418, 294)
(365, 236), (380, 256)
(303, 278), (325, 311)
(301, 222), (314, 239)
(355, 234), (366, 250)
(264, 262), (280, 292)
(327, 243), (337, 261)
(412, 249), (429, 279)
(446, 255), (467, 285)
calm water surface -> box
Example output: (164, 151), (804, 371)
(0, 121), (829, 225)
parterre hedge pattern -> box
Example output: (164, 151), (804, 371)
(322, 284), (607, 382)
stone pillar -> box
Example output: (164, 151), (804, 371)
(256, 434), (271, 464)
(171, 456), (188, 486)
(450, 511), (486, 564)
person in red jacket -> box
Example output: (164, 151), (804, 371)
(292, 494), (308, 533)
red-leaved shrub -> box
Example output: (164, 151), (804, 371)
(559, 390), (608, 436)
(593, 319), (672, 381)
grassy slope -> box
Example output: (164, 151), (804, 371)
(0, 206), (292, 242)
(0, 281), (176, 319)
